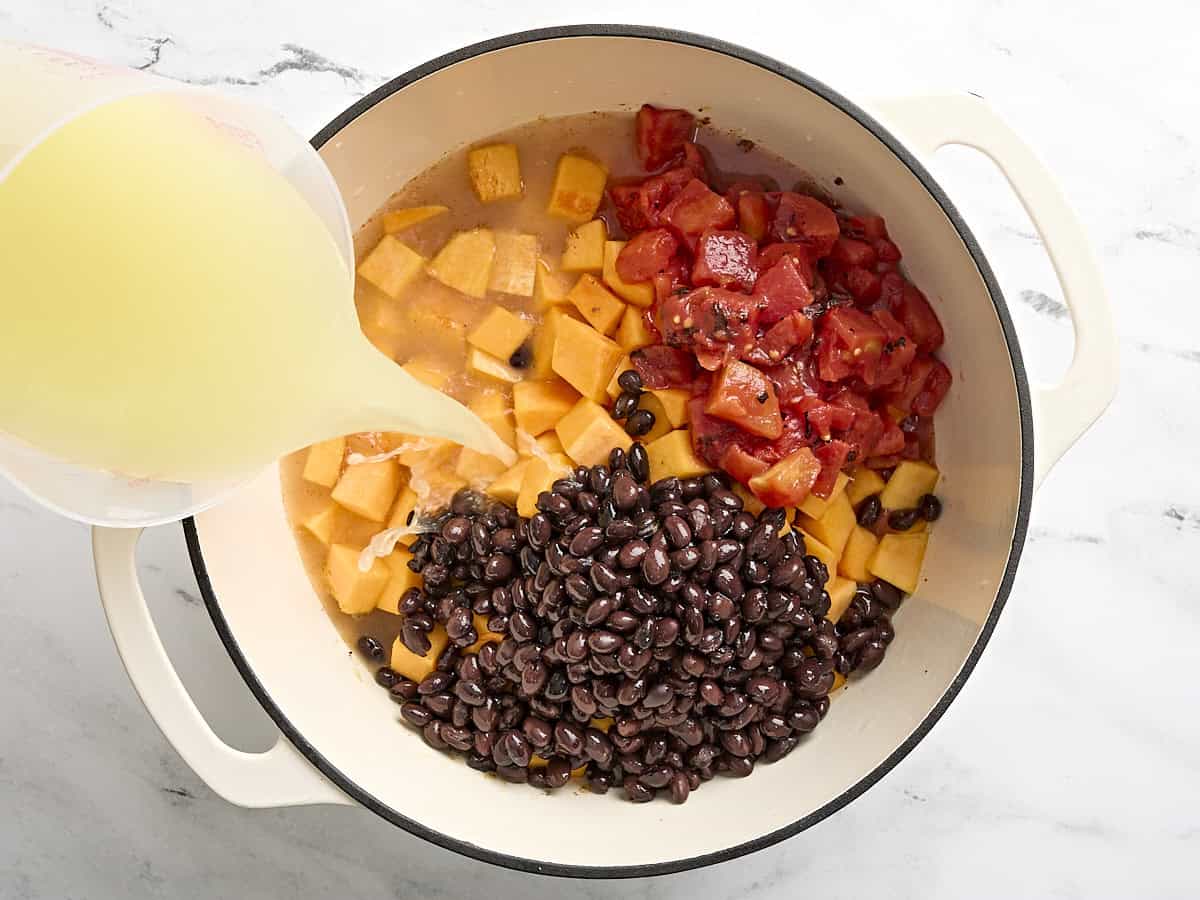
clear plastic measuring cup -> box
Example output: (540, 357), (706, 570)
(0, 42), (353, 527)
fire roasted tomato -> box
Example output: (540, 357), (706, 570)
(735, 191), (771, 243)
(705, 360), (783, 439)
(871, 308), (917, 387)
(616, 228), (679, 283)
(754, 255), (814, 326)
(657, 286), (760, 370)
(881, 354), (952, 416)
(811, 440), (852, 498)
(911, 358), (952, 416)
(829, 237), (877, 268)
(756, 241), (817, 284)
(635, 104), (696, 171)
(688, 397), (747, 467)
(652, 259), (691, 305)
(769, 192), (840, 258)
(719, 444), (770, 484)
(630, 345), (696, 389)
(872, 417), (905, 456)
(755, 312), (814, 365)
(890, 281), (945, 353)
(608, 166), (695, 233)
(844, 214), (888, 240)
(748, 446), (822, 507)
(816, 307), (887, 383)
(661, 179), (736, 250)
(692, 229), (758, 291)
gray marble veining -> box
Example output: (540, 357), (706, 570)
(1, 1), (1198, 897)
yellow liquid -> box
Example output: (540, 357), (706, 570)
(0, 93), (509, 482)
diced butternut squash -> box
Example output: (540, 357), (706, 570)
(649, 388), (690, 429)
(467, 143), (523, 203)
(376, 548), (422, 614)
(390, 628), (449, 683)
(826, 576), (857, 624)
(533, 259), (572, 308)
(466, 613), (504, 653)
(514, 379), (579, 435)
(300, 503), (338, 545)
(733, 482), (765, 516)
(536, 432), (565, 454)
(798, 472), (851, 519)
(402, 357), (453, 391)
(705, 360), (783, 439)
(645, 430), (713, 482)
(868, 532), (928, 594)
(487, 232), (538, 296)
(555, 398), (632, 467)
(838, 526), (879, 583)
(302, 436), (345, 487)
(427, 228), (496, 298)
(879, 461), (940, 510)
(330, 460), (400, 523)
(467, 305), (533, 360)
(606, 355), (633, 401)
(799, 530), (838, 578)
(467, 347), (523, 384)
(382, 205), (448, 233)
(517, 453), (574, 518)
(566, 273), (625, 335)
(468, 393), (516, 451)
(357, 236), (425, 298)
(395, 437), (456, 471)
(386, 486), (420, 543)
(561, 219), (607, 272)
(326, 544), (389, 615)
(456, 447), (508, 486)
(615, 304), (656, 351)
(846, 467), (886, 506)
(547, 154), (608, 223)
(530, 305), (582, 380)
(635, 392), (673, 442)
(399, 304), (468, 356)
(551, 316), (625, 402)
(798, 492), (856, 557)
(487, 459), (531, 505)
(602, 240), (654, 307)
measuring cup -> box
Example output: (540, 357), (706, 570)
(0, 42), (353, 527)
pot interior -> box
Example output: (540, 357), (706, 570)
(191, 32), (1026, 874)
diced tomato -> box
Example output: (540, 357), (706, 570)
(720, 444), (770, 484)
(652, 261), (690, 306)
(913, 414), (937, 462)
(681, 142), (708, 180)
(635, 104), (696, 171)
(846, 267), (882, 304)
(753, 255), (814, 326)
(661, 179), (736, 250)
(911, 358), (952, 416)
(765, 358), (821, 409)
(736, 192), (770, 243)
(630, 344), (696, 389)
(872, 417), (905, 456)
(756, 241), (817, 285)
(608, 167), (695, 233)
(816, 307), (887, 383)
(769, 192), (840, 258)
(705, 360), (783, 439)
(878, 271), (906, 308)
(688, 397), (746, 467)
(748, 446), (822, 508)
(754, 312), (814, 365)
(616, 228), (679, 283)
(829, 237), (877, 268)
(791, 396), (856, 442)
(845, 214), (888, 240)
(873, 238), (902, 263)
(692, 229), (758, 292)
(890, 281), (945, 353)
(839, 407), (885, 461)
(657, 286), (759, 370)
(870, 309), (917, 388)
(811, 439), (851, 498)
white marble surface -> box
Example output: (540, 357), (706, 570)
(1, 1), (1198, 897)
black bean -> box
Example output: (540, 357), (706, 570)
(641, 544), (670, 585)
(870, 579), (903, 610)
(624, 777), (655, 803)
(618, 539), (649, 569)
(400, 702), (432, 728)
(887, 508), (920, 531)
(628, 443), (650, 482)
(590, 562), (620, 594)
(920, 493), (942, 522)
(422, 721), (449, 751)
(856, 640), (887, 672)
(856, 495), (882, 527)
(612, 391), (639, 420)
(374, 667), (399, 689)
(625, 409), (654, 437)
(618, 369), (643, 394)
(588, 630), (623, 654)
(663, 515), (692, 549)
(569, 526), (604, 557)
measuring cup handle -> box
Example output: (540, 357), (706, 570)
(871, 94), (1119, 488)
(92, 525), (351, 808)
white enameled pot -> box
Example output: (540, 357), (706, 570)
(92, 26), (1117, 878)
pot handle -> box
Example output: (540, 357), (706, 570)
(92, 525), (353, 808)
(870, 94), (1118, 488)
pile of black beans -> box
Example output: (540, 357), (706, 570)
(368, 442), (902, 803)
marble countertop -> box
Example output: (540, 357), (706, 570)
(2, 1), (1197, 897)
